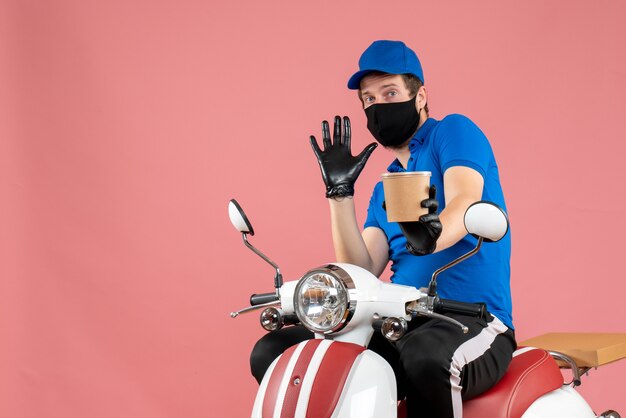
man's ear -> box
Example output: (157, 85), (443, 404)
(416, 85), (427, 111)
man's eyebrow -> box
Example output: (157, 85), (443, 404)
(361, 83), (400, 96)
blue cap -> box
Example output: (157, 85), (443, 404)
(347, 40), (424, 90)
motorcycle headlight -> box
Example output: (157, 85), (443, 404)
(294, 265), (355, 333)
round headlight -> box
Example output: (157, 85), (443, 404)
(294, 267), (353, 333)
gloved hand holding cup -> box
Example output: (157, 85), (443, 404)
(382, 173), (442, 255)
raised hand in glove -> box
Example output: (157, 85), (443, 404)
(397, 184), (443, 256)
(310, 116), (378, 199)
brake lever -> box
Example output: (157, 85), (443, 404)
(406, 301), (469, 333)
(230, 300), (281, 318)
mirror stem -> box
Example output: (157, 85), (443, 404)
(242, 233), (283, 295)
(427, 237), (484, 308)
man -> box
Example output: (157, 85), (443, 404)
(251, 40), (515, 418)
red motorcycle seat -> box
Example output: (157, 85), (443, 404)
(463, 347), (564, 418)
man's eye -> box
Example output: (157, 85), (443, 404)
(364, 96), (374, 103)
(387, 90), (398, 97)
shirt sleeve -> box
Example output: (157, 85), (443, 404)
(363, 182), (383, 229)
(434, 114), (494, 178)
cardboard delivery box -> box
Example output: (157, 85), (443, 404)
(519, 333), (626, 368)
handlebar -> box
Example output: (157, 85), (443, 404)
(434, 298), (488, 320)
(250, 292), (279, 306)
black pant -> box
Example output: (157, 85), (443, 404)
(250, 313), (515, 418)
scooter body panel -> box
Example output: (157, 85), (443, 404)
(331, 350), (397, 418)
(521, 385), (596, 418)
(251, 339), (396, 418)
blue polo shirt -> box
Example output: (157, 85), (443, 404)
(364, 114), (513, 329)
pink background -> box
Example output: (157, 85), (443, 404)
(2, 0), (625, 416)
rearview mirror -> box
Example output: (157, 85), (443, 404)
(228, 198), (283, 293)
(228, 199), (254, 235)
(464, 202), (509, 243)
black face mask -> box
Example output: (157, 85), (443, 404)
(365, 97), (421, 147)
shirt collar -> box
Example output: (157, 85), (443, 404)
(413, 117), (436, 144)
(387, 117), (437, 172)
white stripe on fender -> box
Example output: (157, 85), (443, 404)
(252, 355), (280, 417)
(449, 316), (509, 418)
(293, 339), (334, 418)
(272, 341), (308, 418)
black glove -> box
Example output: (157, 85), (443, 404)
(397, 184), (443, 256)
(310, 116), (378, 199)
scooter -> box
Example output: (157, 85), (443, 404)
(228, 199), (623, 418)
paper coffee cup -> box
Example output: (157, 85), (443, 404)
(381, 171), (431, 222)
